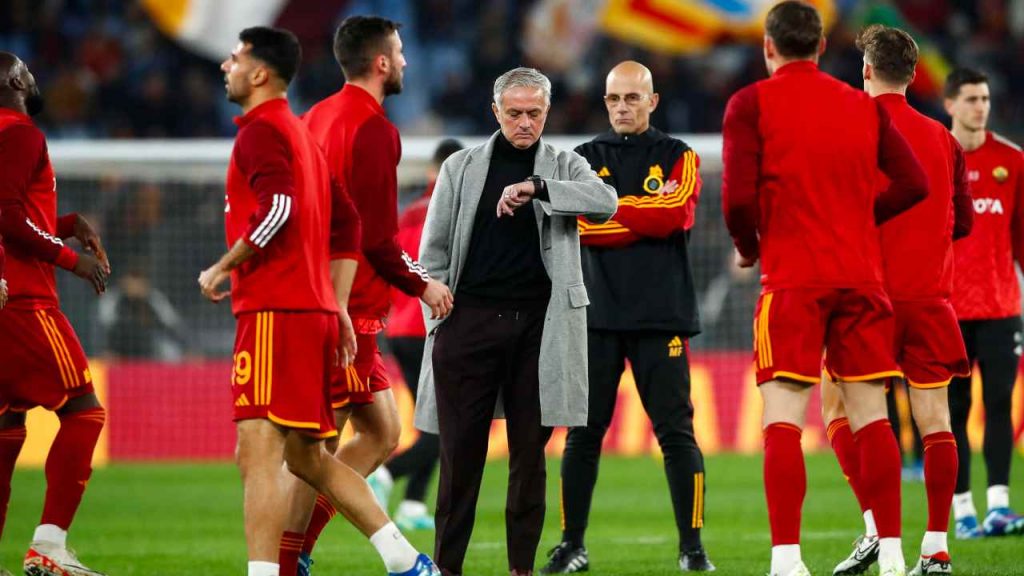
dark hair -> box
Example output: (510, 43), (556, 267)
(432, 138), (464, 166)
(238, 27), (301, 85)
(333, 16), (402, 80)
(944, 67), (989, 99)
(856, 25), (918, 85)
(765, 1), (823, 59)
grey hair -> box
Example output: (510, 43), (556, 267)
(492, 67), (552, 107)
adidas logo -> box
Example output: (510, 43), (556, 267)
(235, 394), (250, 407)
(597, 166), (611, 178)
(668, 336), (684, 358)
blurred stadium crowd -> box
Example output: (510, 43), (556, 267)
(2, 0), (1024, 139)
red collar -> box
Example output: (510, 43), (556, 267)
(0, 107), (33, 123)
(875, 93), (908, 106)
(342, 83), (385, 115)
(233, 98), (290, 127)
(774, 60), (820, 76)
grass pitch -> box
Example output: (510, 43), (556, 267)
(2, 453), (1022, 575)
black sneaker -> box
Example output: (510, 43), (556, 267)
(539, 542), (589, 574)
(679, 548), (716, 572)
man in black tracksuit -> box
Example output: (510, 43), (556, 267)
(540, 61), (713, 574)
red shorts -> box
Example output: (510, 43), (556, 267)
(0, 307), (94, 414)
(330, 332), (390, 408)
(893, 299), (970, 389)
(232, 311), (338, 438)
(753, 287), (901, 385)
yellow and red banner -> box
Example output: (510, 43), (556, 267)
(600, 0), (837, 54)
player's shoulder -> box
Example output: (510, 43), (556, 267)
(0, 119), (45, 145)
(989, 131), (1023, 155)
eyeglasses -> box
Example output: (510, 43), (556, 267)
(603, 93), (649, 106)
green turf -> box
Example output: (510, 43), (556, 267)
(2, 453), (1022, 575)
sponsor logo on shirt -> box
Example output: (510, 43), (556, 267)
(973, 198), (1005, 215)
(968, 170), (981, 182)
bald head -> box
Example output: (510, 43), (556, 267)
(0, 52), (42, 116)
(603, 60), (658, 135)
(606, 60), (654, 93)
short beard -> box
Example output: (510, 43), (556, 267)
(384, 72), (403, 97)
(25, 92), (44, 117)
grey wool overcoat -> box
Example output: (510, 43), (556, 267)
(413, 131), (619, 433)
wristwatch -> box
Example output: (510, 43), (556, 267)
(527, 175), (544, 194)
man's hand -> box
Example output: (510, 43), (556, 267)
(198, 263), (231, 303)
(337, 307), (358, 368)
(496, 181), (537, 218)
(73, 253), (109, 294)
(421, 279), (454, 320)
(735, 250), (758, 269)
(0, 279), (7, 310)
(72, 215), (111, 276)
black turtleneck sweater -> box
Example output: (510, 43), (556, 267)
(457, 135), (552, 304)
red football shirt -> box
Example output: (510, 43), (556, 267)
(0, 108), (80, 310)
(876, 94), (972, 301)
(951, 131), (1024, 320)
(722, 61), (928, 291)
(304, 84), (429, 333)
(225, 98), (346, 316)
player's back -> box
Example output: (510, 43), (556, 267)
(226, 100), (336, 316)
(0, 108), (61, 310)
(751, 61), (885, 289)
(876, 95), (958, 300)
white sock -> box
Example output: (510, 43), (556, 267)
(952, 491), (977, 520)
(397, 500), (428, 517)
(863, 510), (878, 537)
(987, 485), (1010, 511)
(370, 522), (418, 573)
(878, 537), (904, 568)
(770, 544), (801, 575)
(920, 531), (947, 556)
(32, 524), (67, 548)
(375, 465), (394, 485)
(247, 561), (279, 576)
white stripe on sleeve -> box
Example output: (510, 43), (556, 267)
(250, 194), (292, 248)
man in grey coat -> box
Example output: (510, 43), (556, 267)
(415, 67), (618, 576)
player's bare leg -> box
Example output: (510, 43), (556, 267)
(25, 392), (107, 576)
(839, 381), (904, 575)
(761, 379), (812, 576)
(235, 419), (289, 576)
(283, 430), (437, 575)
(340, 390), (402, 478)
(907, 387), (956, 576)
(822, 376), (880, 576)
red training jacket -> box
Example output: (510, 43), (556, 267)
(304, 84), (430, 334)
(722, 61), (928, 290)
(225, 98), (359, 316)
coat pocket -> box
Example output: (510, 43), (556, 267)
(567, 283), (590, 308)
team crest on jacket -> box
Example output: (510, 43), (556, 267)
(993, 166), (1009, 183)
(644, 165), (665, 193)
